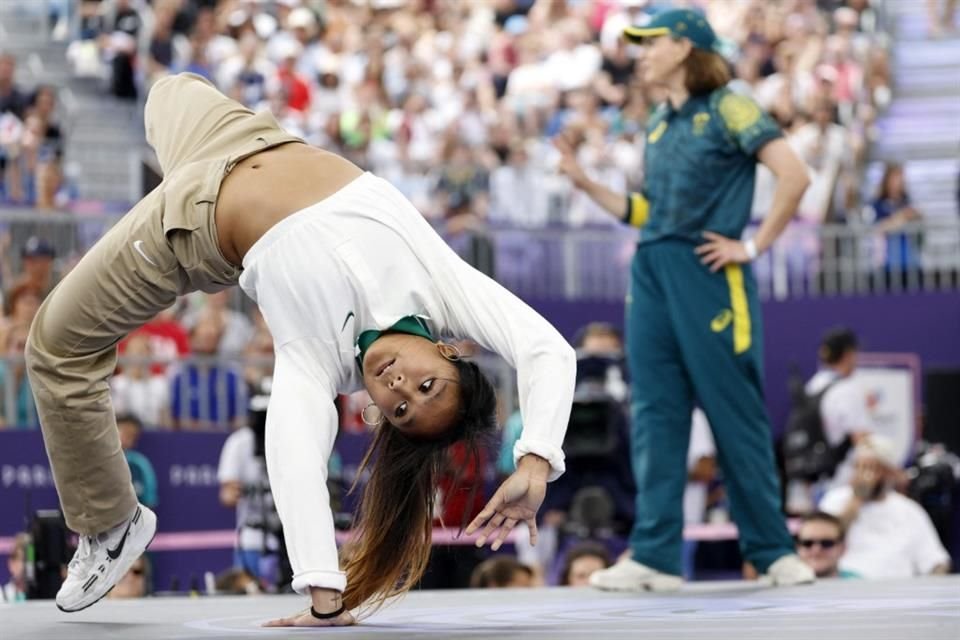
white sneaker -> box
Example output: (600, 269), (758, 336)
(56, 504), (157, 612)
(766, 554), (816, 587)
(589, 557), (684, 592)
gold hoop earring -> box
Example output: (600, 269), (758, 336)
(437, 342), (463, 362)
(361, 402), (383, 426)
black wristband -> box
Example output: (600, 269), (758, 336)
(310, 604), (346, 620)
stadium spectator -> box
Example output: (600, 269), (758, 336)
(241, 311), (274, 390)
(435, 440), (488, 531)
(170, 316), (246, 430)
(819, 435), (951, 579)
(469, 555), (536, 588)
(868, 162), (923, 279)
(0, 312), (37, 429)
(0, 282), (40, 428)
(274, 40), (311, 114)
(4, 113), (48, 205)
(182, 30), (215, 81)
(106, 554), (150, 598)
(795, 511), (857, 579)
(214, 567), (261, 595)
(117, 414), (159, 509)
(147, 0), (190, 86)
(182, 291), (254, 358)
(111, 332), (171, 428)
(1, 282), (41, 344)
(791, 99), (849, 222)
(489, 140), (551, 228)
(928, 0), (959, 37)
(48, 0), (886, 234)
(576, 321), (624, 358)
(99, 0), (144, 99)
(805, 327), (875, 488)
(2, 532), (29, 603)
(119, 307), (191, 376)
(682, 408), (717, 579)
(0, 51), (26, 201)
(28, 86), (63, 158)
(558, 542), (611, 587)
(219, 32), (275, 110)
(0, 52), (27, 119)
(11, 237), (56, 299)
(1, 83), (69, 208)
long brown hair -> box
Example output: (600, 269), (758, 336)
(683, 48), (731, 96)
(876, 162), (907, 202)
(341, 359), (496, 615)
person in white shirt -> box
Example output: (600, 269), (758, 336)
(682, 409), (716, 579)
(819, 435), (951, 579)
(806, 327), (875, 488)
(683, 409), (717, 528)
(26, 73), (575, 626)
(110, 331), (170, 428)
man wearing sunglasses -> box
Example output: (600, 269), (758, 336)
(819, 435), (951, 579)
(795, 512), (858, 579)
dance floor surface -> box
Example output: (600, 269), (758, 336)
(3, 576), (958, 640)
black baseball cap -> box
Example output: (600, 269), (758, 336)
(22, 236), (56, 259)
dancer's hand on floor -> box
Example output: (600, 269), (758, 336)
(263, 607), (356, 628)
(466, 454), (550, 551)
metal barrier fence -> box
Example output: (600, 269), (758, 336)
(3, 209), (958, 303)
(0, 353), (517, 430)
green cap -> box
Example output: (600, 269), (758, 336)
(623, 8), (718, 52)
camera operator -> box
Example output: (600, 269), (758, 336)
(543, 323), (635, 535)
(819, 435), (951, 579)
(498, 323), (633, 576)
(217, 378), (284, 589)
(805, 328), (875, 488)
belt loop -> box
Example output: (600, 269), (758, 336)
(196, 158), (228, 204)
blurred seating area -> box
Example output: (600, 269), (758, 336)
(59, 0), (900, 226)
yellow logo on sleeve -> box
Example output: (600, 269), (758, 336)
(710, 309), (733, 332)
(648, 120), (668, 143)
(718, 94), (761, 133)
(693, 112), (711, 136)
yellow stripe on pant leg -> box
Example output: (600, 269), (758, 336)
(724, 264), (751, 354)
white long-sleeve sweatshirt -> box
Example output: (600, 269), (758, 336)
(238, 172), (576, 595)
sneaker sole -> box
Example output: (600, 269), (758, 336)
(591, 576), (684, 593)
(56, 521), (158, 613)
(769, 575), (816, 587)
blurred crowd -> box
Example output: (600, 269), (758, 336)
(0, 0), (938, 314)
(0, 0), (918, 429)
(0, 53), (71, 209)
(56, 0), (894, 228)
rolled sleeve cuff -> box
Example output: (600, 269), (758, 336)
(291, 569), (347, 595)
(513, 438), (566, 482)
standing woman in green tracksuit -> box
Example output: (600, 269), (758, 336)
(556, 9), (814, 590)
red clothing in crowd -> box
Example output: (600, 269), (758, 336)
(278, 67), (311, 112)
(118, 318), (190, 374)
(435, 442), (488, 528)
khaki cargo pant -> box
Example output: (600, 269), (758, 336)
(25, 73), (303, 535)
